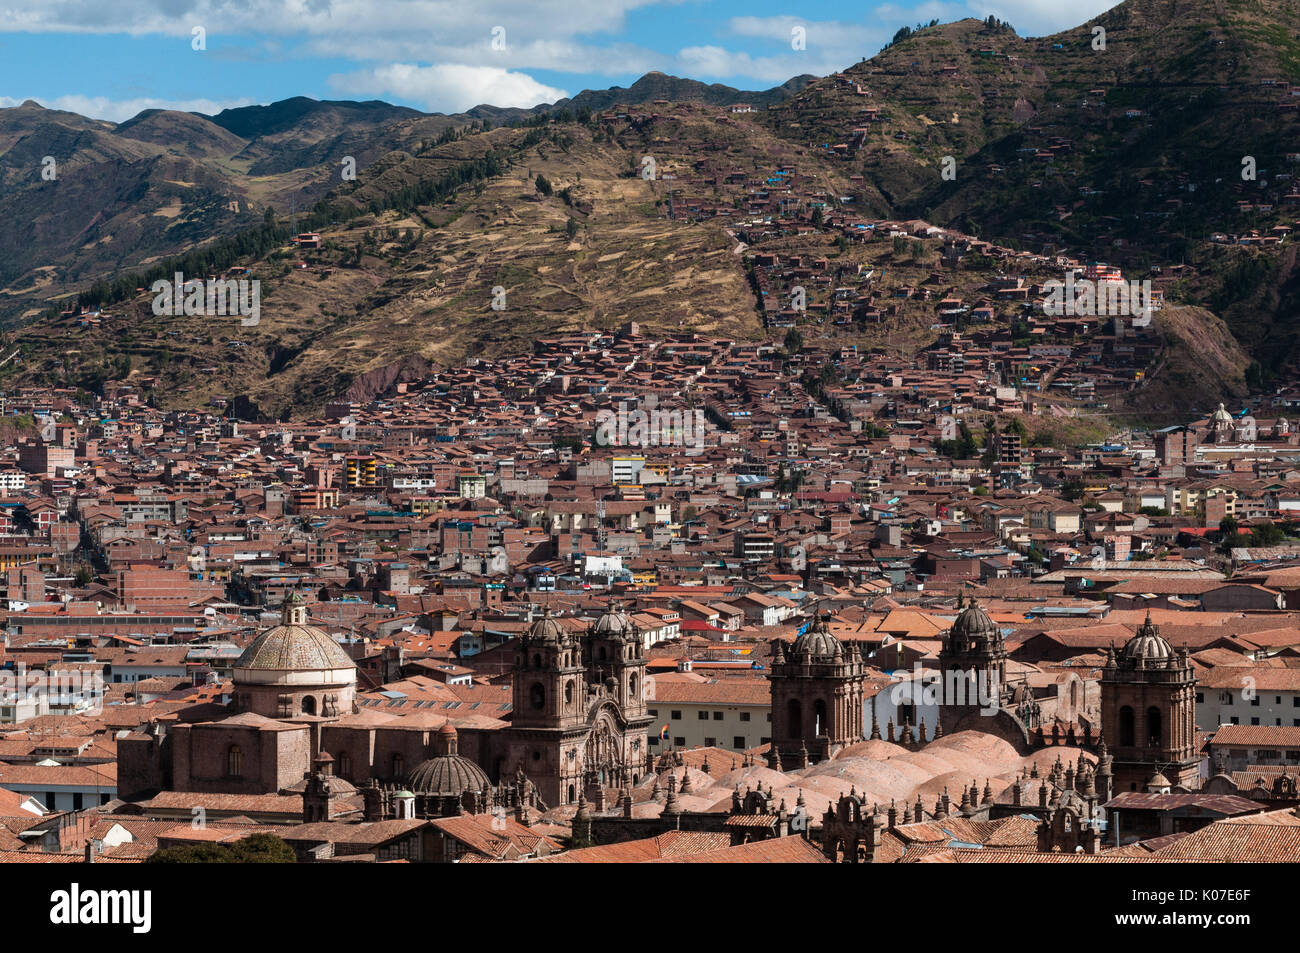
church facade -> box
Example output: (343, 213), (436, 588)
(120, 600), (653, 813)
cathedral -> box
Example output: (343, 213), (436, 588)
(120, 596), (653, 814)
(766, 600), (1200, 791)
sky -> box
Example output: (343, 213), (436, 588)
(0, 0), (1117, 122)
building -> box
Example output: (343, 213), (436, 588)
(646, 678), (770, 751)
(1100, 614), (1200, 792)
(766, 612), (867, 765)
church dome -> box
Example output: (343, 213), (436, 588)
(525, 608), (566, 644)
(408, 756), (491, 797)
(1212, 402), (1233, 424)
(951, 597), (998, 642)
(408, 725), (491, 797)
(234, 593), (355, 677)
(791, 612), (844, 660)
(592, 600), (636, 640)
(1121, 614), (1174, 662)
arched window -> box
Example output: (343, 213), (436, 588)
(301, 694), (316, 716)
(787, 699), (803, 737)
(567, 784), (576, 804)
(564, 681), (574, 705)
(628, 673), (638, 698)
(1119, 706), (1135, 747)
(1069, 680), (1079, 709)
(814, 699), (828, 736)
(1146, 707), (1162, 747)
(392, 753), (404, 777)
(598, 646), (607, 661)
(530, 682), (546, 710)
(227, 745), (241, 778)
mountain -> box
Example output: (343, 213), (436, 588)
(2, 0), (1299, 417)
(0, 75), (814, 323)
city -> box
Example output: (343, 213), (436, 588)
(0, 0), (1293, 929)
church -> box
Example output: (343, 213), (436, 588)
(119, 595), (653, 813)
(767, 599), (1201, 794)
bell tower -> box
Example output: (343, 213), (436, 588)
(938, 595), (1008, 708)
(1100, 614), (1200, 792)
(499, 609), (589, 807)
(511, 609), (587, 731)
(586, 599), (648, 722)
(767, 612), (866, 766)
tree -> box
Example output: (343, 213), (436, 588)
(565, 217), (579, 240)
(147, 833), (296, 864)
(73, 565), (93, 587)
(784, 329), (804, 354)
(535, 173), (553, 196)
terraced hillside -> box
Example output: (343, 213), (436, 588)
(0, 0), (1296, 418)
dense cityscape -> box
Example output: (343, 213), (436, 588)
(0, 4), (1297, 934)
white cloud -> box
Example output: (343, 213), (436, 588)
(969, 0), (1116, 35)
(675, 45), (850, 85)
(0, 94), (255, 123)
(331, 63), (569, 113)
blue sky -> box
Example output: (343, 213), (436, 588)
(0, 0), (1114, 122)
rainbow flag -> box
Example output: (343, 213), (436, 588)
(659, 724), (670, 741)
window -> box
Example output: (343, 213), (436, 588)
(670, 710), (681, 720)
(648, 709), (658, 717)
(1118, 706), (1135, 746)
(704, 737), (716, 747)
(674, 737), (685, 747)
(1251, 696), (1260, 707)
(734, 736), (745, 749)
(338, 752), (352, 779)
(227, 745), (242, 778)
(698, 711), (708, 720)
(740, 712), (751, 722)
(1251, 717), (1260, 726)
(1231, 716), (1239, 724)
(530, 683), (545, 710)
(392, 754), (404, 776)
(1196, 692), (1204, 703)
(713, 711), (723, 721)
(1146, 707), (1162, 746)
